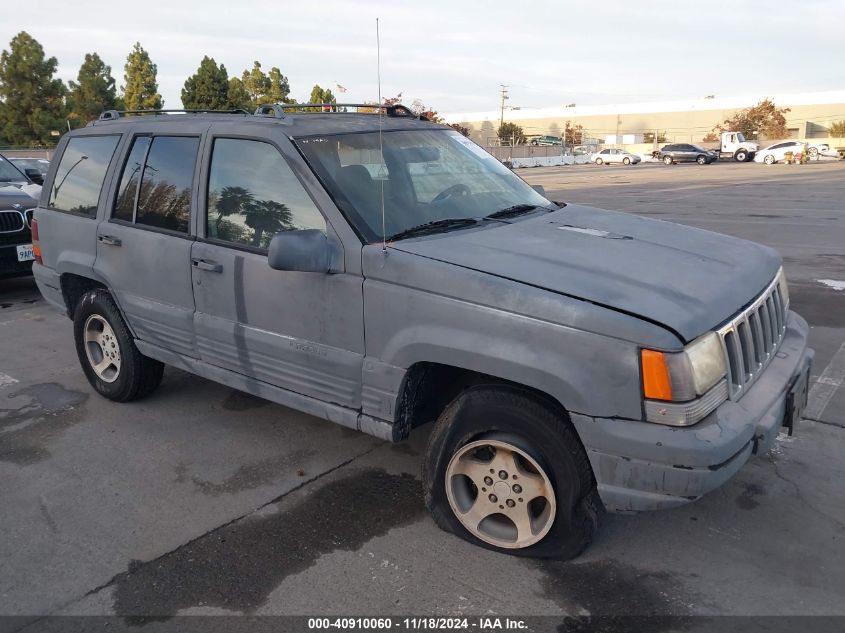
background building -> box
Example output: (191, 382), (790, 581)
(444, 90), (845, 148)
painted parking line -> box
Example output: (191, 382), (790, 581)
(805, 341), (845, 422)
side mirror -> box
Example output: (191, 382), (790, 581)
(25, 169), (44, 185)
(531, 184), (546, 197)
(268, 229), (331, 273)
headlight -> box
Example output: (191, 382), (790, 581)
(640, 332), (728, 426)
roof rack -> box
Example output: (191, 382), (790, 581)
(253, 103), (428, 120)
(98, 108), (250, 121)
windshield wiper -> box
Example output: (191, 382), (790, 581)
(385, 217), (479, 242)
(484, 204), (540, 220)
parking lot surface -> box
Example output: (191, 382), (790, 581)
(1, 160), (844, 623)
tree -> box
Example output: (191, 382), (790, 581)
(829, 120), (845, 137)
(563, 120), (584, 145)
(122, 42), (162, 110)
(0, 32), (66, 146)
(497, 122), (525, 145)
(240, 62), (293, 108)
(305, 85), (337, 110)
(718, 98), (790, 140)
(68, 52), (116, 126)
(182, 56), (229, 110)
(449, 123), (470, 137)
(226, 78), (252, 111)
(701, 131), (718, 142)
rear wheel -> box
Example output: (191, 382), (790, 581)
(663, 155), (673, 165)
(808, 146), (818, 158)
(423, 386), (602, 559)
(73, 288), (164, 402)
(764, 154), (776, 165)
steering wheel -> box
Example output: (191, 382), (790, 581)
(432, 183), (471, 203)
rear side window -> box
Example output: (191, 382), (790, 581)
(48, 136), (119, 216)
(206, 138), (325, 250)
(112, 135), (199, 233)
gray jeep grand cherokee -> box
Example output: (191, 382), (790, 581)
(32, 105), (813, 559)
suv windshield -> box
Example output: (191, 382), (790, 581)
(0, 155), (27, 183)
(297, 129), (551, 242)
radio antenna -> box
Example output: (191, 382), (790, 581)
(377, 18), (387, 251)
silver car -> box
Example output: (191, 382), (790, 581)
(592, 148), (642, 165)
(32, 105), (813, 559)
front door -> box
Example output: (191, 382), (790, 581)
(190, 128), (365, 408)
(94, 127), (206, 358)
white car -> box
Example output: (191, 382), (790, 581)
(806, 143), (839, 158)
(754, 141), (807, 164)
(591, 148), (642, 165)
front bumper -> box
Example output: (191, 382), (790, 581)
(0, 243), (34, 279)
(571, 311), (813, 512)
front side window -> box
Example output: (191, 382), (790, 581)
(297, 129), (550, 242)
(0, 154), (27, 182)
(48, 136), (119, 216)
(206, 138), (326, 250)
(112, 136), (198, 233)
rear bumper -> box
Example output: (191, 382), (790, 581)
(572, 311), (813, 512)
(32, 262), (66, 312)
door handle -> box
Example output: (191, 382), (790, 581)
(98, 235), (122, 247)
(192, 258), (223, 273)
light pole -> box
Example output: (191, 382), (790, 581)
(52, 155), (87, 199)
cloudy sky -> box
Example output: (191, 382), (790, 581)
(8, 0), (844, 115)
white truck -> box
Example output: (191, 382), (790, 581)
(712, 131), (758, 162)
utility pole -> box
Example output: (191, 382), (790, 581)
(499, 84), (509, 129)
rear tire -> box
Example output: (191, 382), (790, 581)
(423, 386), (602, 560)
(663, 155), (673, 165)
(73, 288), (164, 402)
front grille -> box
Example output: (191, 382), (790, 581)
(24, 208), (34, 228)
(718, 271), (788, 399)
(0, 210), (25, 233)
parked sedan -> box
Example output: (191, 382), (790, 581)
(591, 148), (642, 165)
(754, 141), (806, 165)
(658, 144), (717, 165)
(9, 157), (49, 179)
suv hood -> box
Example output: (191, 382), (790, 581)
(391, 205), (781, 343)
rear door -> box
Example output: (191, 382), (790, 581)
(94, 124), (206, 358)
(189, 125), (365, 408)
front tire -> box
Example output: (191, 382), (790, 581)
(764, 154), (776, 165)
(595, 158), (603, 165)
(696, 155), (707, 165)
(73, 288), (164, 402)
(663, 155), (673, 165)
(423, 386), (601, 559)
(622, 157), (631, 165)
(734, 150), (748, 162)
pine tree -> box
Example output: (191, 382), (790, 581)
(68, 52), (116, 125)
(226, 77), (252, 111)
(122, 42), (162, 111)
(182, 56), (229, 110)
(0, 31), (66, 146)
(266, 67), (291, 104)
(241, 61), (270, 107)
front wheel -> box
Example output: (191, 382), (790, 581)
(663, 155), (673, 165)
(423, 386), (601, 559)
(595, 158), (603, 165)
(622, 157), (631, 165)
(734, 150), (748, 162)
(73, 288), (164, 402)
(764, 154), (776, 165)
(696, 155), (707, 165)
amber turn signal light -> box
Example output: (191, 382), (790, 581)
(641, 349), (673, 401)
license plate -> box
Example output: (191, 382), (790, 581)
(16, 244), (34, 262)
(783, 363), (810, 436)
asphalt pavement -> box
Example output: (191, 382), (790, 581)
(1, 160), (843, 625)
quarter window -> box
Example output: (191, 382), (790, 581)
(206, 138), (326, 250)
(48, 136), (119, 216)
(112, 136), (199, 233)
